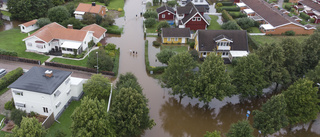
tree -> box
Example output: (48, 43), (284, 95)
(301, 31), (320, 72)
(143, 11), (158, 19)
(156, 49), (176, 64)
(189, 49), (199, 61)
(109, 88), (155, 136)
(48, 6), (71, 24)
(7, 0), (53, 21)
(252, 94), (288, 136)
(52, 0), (64, 6)
(226, 120), (254, 137)
(281, 38), (303, 82)
(306, 61), (320, 85)
(144, 18), (157, 28)
(221, 21), (240, 30)
(157, 21), (170, 32)
(36, 18), (52, 28)
(256, 43), (290, 89)
(83, 74), (111, 100)
(204, 130), (221, 137)
(232, 54), (268, 98)
(64, 1), (76, 16)
(71, 97), (115, 137)
(161, 52), (197, 101)
(100, 14), (115, 27)
(283, 78), (320, 125)
(11, 117), (46, 137)
(193, 53), (234, 103)
(87, 48), (114, 71)
(115, 72), (143, 93)
(61, 17), (83, 29)
(10, 109), (26, 127)
(167, 0), (177, 7)
(82, 13), (96, 25)
(236, 17), (254, 30)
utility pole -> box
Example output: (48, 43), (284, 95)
(95, 52), (99, 74)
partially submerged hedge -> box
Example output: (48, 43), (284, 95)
(0, 67), (23, 91)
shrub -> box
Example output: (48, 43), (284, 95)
(0, 49), (18, 56)
(153, 41), (161, 47)
(4, 99), (15, 110)
(300, 12), (310, 20)
(284, 30), (295, 36)
(143, 11), (158, 19)
(189, 49), (199, 61)
(105, 43), (116, 51)
(144, 18), (157, 28)
(30, 111), (36, 117)
(118, 8), (123, 12)
(288, 13), (293, 17)
(104, 0), (110, 6)
(284, 0), (289, 2)
(229, 12), (247, 18)
(107, 28), (122, 35)
(216, 3), (223, 7)
(157, 21), (170, 32)
(97, 42), (102, 47)
(221, 7), (240, 12)
(222, 20), (241, 30)
(222, 10), (233, 21)
(221, 1), (233, 6)
(189, 42), (195, 49)
(300, 20), (307, 25)
(310, 18), (315, 23)
(0, 67), (23, 91)
(284, 4), (292, 11)
(36, 18), (51, 28)
(237, 17), (254, 29)
(88, 40), (95, 48)
(167, 0), (177, 7)
(11, 109), (27, 127)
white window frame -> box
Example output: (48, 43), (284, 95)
(192, 18), (196, 21)
(175, 38), (178, 41)
(162, 14), (165, 18)
(65, 78), (70, 85)
(67, 89), (71, 95)
(56, 102), (61, 108)
(197, 17), (201, 21)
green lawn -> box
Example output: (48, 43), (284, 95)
(46, 101), (80, 137)
(51, 56), (88, 67)
(146, 22), (160, 33)
(247, 27), (261, 33)
(161, 45), (188, 53)
(250, 35), (309, 47)
(0, 29), (49, 63)
(0, 114), (10, 136)
(282, 2), (294, 8)
(108, 0), (124, 10)
(207, 15), (222, 30)
(1, 11), (11, 17)
(0, 88), (9, 96)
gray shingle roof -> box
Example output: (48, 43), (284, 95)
(177, 2), (206, 14)
(8, 67), (72, 95)
(162, 28), (191, 37)
(197, 30), (249, 52)
(156, 5), (175, 14)
(299, 0), (320, 12)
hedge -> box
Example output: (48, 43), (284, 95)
(221, 7), (240, 12)
(0, 49), (18, 57)
(107, 28), (122, 35)
(220, 2), (233, 6)
(145, 40), (166, 74)
(229, 12), (247, 18)
(300, 12), (310, 20)
(222, 10), (234, 21)
(0, 67), (23, 91)
(112, 48), (120, 76)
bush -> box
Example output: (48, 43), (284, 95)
(153, 41), (161, 47)
(284, 4), (292, 11)
(284, 30), (295, 36)
(222, 10), (234, 21)
(167, 0), (177, 7)
(0, 49), (18, 56)
(310, 18), (315, 23)
(107, 28), (122, 35)
(284, 0), (289, 2)
(221, 7), (240, 12)
(105, 43), (116, 51)
(88, 40), (95, 48)
(4, 99), (15, 110)
(300, 20), (307, 25)
(30, 111), (36, 117)
(216, 3), (223, 7)
(157, 21), (170, 32)
(118, 8), (123, 12)
(189, 49), (199, 61)
(0, 67), (23, 92)
(254, 21), (260, 27)
(288, 13), (293, 17)
(300, 12), (310, 20)
(189, 42), (195, 49)
(221, 1), (233, 6)
(143, 11), (158, 19)
(97, 42), (102, 47)
(222, 20), (241, 30)
(229, 12), (247, 18)
(237, 17), (254, 29)
(10, 109), (27, 127)
(36, 18), (51, 28)
(144, 18), (157, 28)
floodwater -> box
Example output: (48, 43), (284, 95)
(0, 20), (21, 32)
(108, 0), (320, 136)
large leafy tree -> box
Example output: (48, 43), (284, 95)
(302, 31), (320, 72)
(7, 0), (53, 21)
(87, 48), (114, 71)
(71, 97), (115, 137)
(109, 88), (155, 137)
(221, 21), (240, 30)
(232, 54), (268, 98)
(61, 17), (83, 29)
(236, 17), (254, 29)
(11, 117), (47, 137)
(226, 120), (254, 137)
(10, 109), (27, 127)
(280, 38), (303, 81)
(156, 49), (176, 64)
(306, 61), (320, 85)
(283, 79), (320, 125)
(47, 6), (70, 24)
(115, 72), (143, 93)
(36, 18), (52, 28)
(161, 52), (197, 101)
(256, 43), (290, 89)
(193, 53), (234, 103)
(252, 94), (288, 136)
(204, 130), (221, 137)
(157, 21), (170, 32)
(83, 74), (111, 100)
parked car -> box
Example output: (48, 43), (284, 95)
(0, 69), (7, 78)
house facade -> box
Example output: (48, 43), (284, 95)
(19, 19), (39, 33)
(8, 67), (86, 119)
(194, 30), (249, 63)
(176, 2), (209, 30)
(161, 28), (190, 43)
(74, 2), (107, 20)
(22, 23), (106, 55)
(180, 0), (210, 11)
(156, 5), (176, 21)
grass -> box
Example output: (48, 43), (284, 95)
(51, 56), (88, 67)
(46, 101), (80, 137)
(247, 27), (261, 33)
(161, 45), (188, 53)
(250, 35), (309, 47)
(282, 2), (294, 8)
(112, 49), (120, 76)
(207, 15), (222, 30)
(0, 88), (9, 96)
(108, 0), (124, 11)
(146, 22), (160, 33)
(1, 11), (11, 17)
(0, 29), (49, 63)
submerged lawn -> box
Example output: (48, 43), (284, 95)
(0, 29), (49, 63)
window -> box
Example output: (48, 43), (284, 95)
(226, 52), (229, 55)
(27, 42), (32, 47)
(67, 48), (73, 51)
(54, 90), (61, 97)
(167, 37), (171, 41)
(195, 0), (198, 2)
(36, 44), (44, 49)
(197, 17), (201, 21)
(192, 18), (196, 21)
(56, 102), (61, 108)
(203, 52), (207, 55)
(15, 102), (25, 108)
(67, 90), (71, 95)
(200, 0), (203, 2)
(162, 14), (165, 18)
(62, 48), (66, 51)
(175, 38), (178, 41)
(65, 78), (70, 84)
(22, 26), (25, 30)
(14, 91), (23, 96)
(85, 41), (86, 44)
(222, 52), (225, 55)
(43, 107), (48, 113)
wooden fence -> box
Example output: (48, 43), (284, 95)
(0, 55), (41, 65)
(42, 113), (55, 129)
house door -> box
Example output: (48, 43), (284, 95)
(55, 46), (58, 51)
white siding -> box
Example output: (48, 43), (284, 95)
(20, 25), (39, 33)
(24, 37), (51, 53)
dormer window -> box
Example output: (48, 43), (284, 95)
(197, 17), (201, 21)
(192, 18), (196, 21)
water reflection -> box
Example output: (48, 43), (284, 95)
(0, 20), (22, 32)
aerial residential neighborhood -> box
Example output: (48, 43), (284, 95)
(0, 0), (320, 136)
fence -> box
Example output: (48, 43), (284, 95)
(45, 62), (115, 76)
(0, 55), (41, 65)
(42, 113), (55, 129)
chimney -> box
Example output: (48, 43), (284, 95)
(67, 24), (73, 29)
(45, 70), (53, 78)
(92, 2), (96, 6)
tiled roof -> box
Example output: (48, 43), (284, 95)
(162, 28), (190, 37)
(197, 30), (249, 52)
(75, 3), (104, 14)
(81, 24), (107, 39)
(20, 19), (37, 27)
(300, 0), (320, 12)
(156, 5), (175, 14)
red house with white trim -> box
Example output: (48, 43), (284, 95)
(156, 5), (176, 21)
(176, 2), (209, 30)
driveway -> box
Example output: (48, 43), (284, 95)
(0, 89), (12, 115)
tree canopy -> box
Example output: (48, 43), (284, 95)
(87, 48), (114, 71)
(71, 97), (115, 137)
(306, 61), (320, 85)
(226, 120), (253, 137)
(157, 21), (170, 32)
(143, 11), (158, 19)
(10, 109), (27, 127)
(11, 117), (47, 137)
(144, 18), (157, 28)
(48, 6), (71, 24)
(236, 17), (254, 30)
(221, 21), (240, 30)
(115, 72), (143, 93)
(302, 31), (320, 72)
(61, 17), (83, 29)
(156, 49), (176, 64)
(36, 18), (52, 28)
(83, 74), (111, 100)
(204, 130), (221, 137)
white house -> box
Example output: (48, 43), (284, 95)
(8, 67), (87, 119)
(19, 19), (39, 33)
(22, 22), (106, 55)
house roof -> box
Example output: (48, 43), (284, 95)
(299, 0), (320, 12)
(162, 28), (191, 37)
(23, 22), (89, 42)
(177, 2), (206, 14)
(81, 24), (107, 39)
(8, 67), (72, 95)
(181, 8), (209, 25)
(75, 3), (104, 14)
(197, 30), (248, 52)
(156, 5), (175, 14)
(20, 19), (37, 27)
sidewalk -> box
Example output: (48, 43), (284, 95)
(0, 89), (12, 115)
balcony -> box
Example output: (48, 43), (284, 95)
(217, 46), (231, 50)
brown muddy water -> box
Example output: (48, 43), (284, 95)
(108, 0), (320, 136)
(0, 20), (21, 32)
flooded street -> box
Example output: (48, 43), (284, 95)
(106, 0), (320, 136)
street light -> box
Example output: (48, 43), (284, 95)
(107, 83), (113, 112)
(95, 52), (99, 74)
